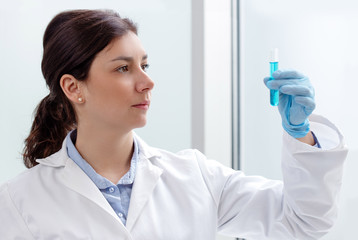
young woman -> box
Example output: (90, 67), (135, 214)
(0, 9), (348, 240)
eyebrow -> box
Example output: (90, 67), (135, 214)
(110, 54), (148, 62)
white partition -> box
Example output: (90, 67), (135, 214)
(241, 0), (358, 239)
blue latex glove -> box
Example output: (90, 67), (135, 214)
(264, 70), (315, 138)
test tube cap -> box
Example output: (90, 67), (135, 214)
(270, 48), (279, 62)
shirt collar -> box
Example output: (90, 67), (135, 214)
(65, 130), (138, 189)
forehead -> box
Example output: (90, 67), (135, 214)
(97, 31), (146, 60)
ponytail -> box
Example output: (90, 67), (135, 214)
(23, 94), (76, 168)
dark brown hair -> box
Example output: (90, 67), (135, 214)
(23, 9), (137, 168)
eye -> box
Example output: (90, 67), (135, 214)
(116, 65), (129, 73)
(141, 64), (150, 72)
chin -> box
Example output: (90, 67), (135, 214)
(133, 119), (147, 129)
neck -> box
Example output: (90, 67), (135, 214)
(75, 124), (134, 184)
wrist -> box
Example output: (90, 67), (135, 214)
(296, 131), (315, 146)
(282, 119), (310, 139)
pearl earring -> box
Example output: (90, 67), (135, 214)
(78, 97), (83, 102)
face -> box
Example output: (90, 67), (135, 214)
(79, 31), (154, 132)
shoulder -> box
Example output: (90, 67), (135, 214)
(135, 132), (233, 173)
(145, 144), (237, 185)
(134, 132), (206, 164)
(3, 158), (65, 205)
(3, 165), (43, 197)
(147, 147), (204, 173)
(4, 140), (69, 193)
(158, 147), (204, 162)
(4, 166), (38, 188)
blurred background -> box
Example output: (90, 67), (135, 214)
(0, 0), (356, 239)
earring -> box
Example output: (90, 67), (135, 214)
(78, 97), (83, 102)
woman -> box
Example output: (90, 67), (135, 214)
(0, 9), (348, 239)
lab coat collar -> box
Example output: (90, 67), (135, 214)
(126, 151), (163, 232)
(36, 131), (162, 167)
(132, 131), (162, 160)
(35, 131), (164, 233)
(126, 132), (164, 231)
(37, 140), (128, 230)
(36, 139), (69, 167)
(61, 157), (128, 229)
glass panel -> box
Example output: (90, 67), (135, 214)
(240, 0), (358, 239)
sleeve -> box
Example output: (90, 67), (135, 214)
(0, 183), (35, 239)
(195, 114), (348, 240)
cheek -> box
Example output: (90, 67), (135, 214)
(88, 82), (132, 110)
(84, 71), (135, 111)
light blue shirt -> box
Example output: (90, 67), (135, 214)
(66, 130), (138, 226)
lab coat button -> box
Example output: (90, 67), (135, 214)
(109, 187), (115, 193)
(118, 212), (123, 217)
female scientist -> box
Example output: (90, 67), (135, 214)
(0, 9), (348, 240)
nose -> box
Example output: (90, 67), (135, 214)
(136, 70), (154, 93)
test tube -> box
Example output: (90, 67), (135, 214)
(269, 48), (279, 106)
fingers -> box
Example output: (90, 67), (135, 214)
(280, 85), (314, 97)
(295, 96), (316, 114)
(265, 79), (306, 90)
(263, 76), (271, 86)
(272, 69), (305, 79)
(264, 71), (313, 98)
(264, 70), (307, 90)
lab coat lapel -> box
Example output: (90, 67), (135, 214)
(126, 155), (163, 232)
(38, 140), (128, 231)
(61, 158), (124, 226)
(38, 140), (119, 221)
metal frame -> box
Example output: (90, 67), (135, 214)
(231, 0), (241, 172)
(191, 0), (205, 153)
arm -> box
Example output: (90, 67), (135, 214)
(279, 115), (348, 238)
(196, 115), (347, 239)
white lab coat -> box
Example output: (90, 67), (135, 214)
(0, 115), (348, 240)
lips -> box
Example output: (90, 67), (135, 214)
(132, 100), (150, 110)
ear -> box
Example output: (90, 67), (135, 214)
(60, 74), (85, 104)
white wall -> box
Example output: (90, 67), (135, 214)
(193, 0), (233, 238)
(204, 0), (232, 176)
(241, 0), (358, 239)
(204, 0), (235, 238)
(0, 0), (191, 183)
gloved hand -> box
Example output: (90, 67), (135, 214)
(264, 70), (315, 138)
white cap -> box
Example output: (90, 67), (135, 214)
(270, 48), (279, 62)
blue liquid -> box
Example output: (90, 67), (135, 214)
(270, 62), (279, 106)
